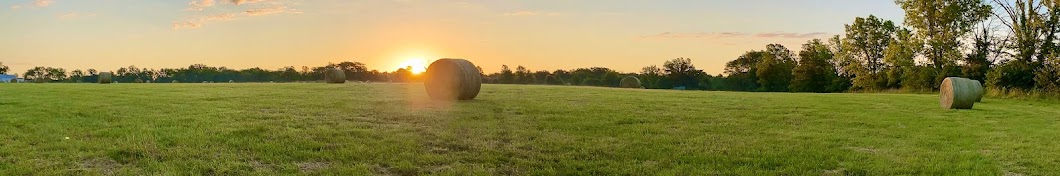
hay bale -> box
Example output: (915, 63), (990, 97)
(619, 76), (642, 88)
(98, 72), (113, 84)
(133, 78), (144, 83)
(324, 68), (346, 83)
(172, 80), (179, 83)
(8, 78), (15, 83)
(424, 58), (481, 100)
(229, 80), (235, 83)
(940, 77), (980, 109)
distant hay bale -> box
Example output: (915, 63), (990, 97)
(8, 78), (15, 83)
(619, 76), (642, 88)
(133, 78), (144, 83)
(229, 80), (235, 83)
(424, 58), (482, 101)
(172, 80), (179, 83)
(940, 77), (980, 109)
(98, 72), (113, 84)
(324, 68), (346, 83)
(145, 80), (152, 83)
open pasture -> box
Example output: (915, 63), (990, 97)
(0, 83), (1058, 175)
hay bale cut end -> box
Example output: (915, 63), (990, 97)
(98, 72), (114, 84)
(424, 58), (482, 101)
(324, 68), (346, 84)
(940, 77), (979, 109)
(620, 76), (642, 88)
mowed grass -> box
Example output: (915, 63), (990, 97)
(1, 83), (1060, 175)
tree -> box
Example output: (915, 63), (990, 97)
(641, 65), (664, 89)
(883, 28), (923, 89)
(840, 15), (898, 90)
(791, 39), (838, 93)
(0, 61), (8, 74)
(663, 58), (705, 89)
(897, 0), (992, 86)
(515, 65), (532, 84)
(989, 0), (1060, 89)
(70, 69), (85, 82)
(725, 51), (766, 91)
(499, 65), (514, 84)
(962, 27), (994, 82)
(24, 67), (47, 81)
(755, 44), (796, 92)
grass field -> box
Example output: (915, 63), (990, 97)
(1, 83), (1059, 175)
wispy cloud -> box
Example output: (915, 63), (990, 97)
(504, 11), (561, 17)
(11, 0), (53, 9)
(642, 32), (750, 39)
(57, 12), (97, 20)
(755, 32), (828, 38)
(174, 0), (301, 30)
(643, 32), (828, 39)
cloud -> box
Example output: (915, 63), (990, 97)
(174, 0), (301, 30)
(230, 0), (266, 5)
(187, 0), (215, 11)
(504, 11), (561, 17)
(245, 6), (288, 16)
(754, 32), (829, 38)
(642, 32), (749, 39)
(11, 0), (52, 9)
(57, 12), (97, 20)
(33, 0), (52, 7)
(643, 32), (828, 39)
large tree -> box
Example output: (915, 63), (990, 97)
(791, 39), (838, 93)
(725, 51), (767, 91)
(896, 0), (992, 86)
(663, 58), (705, 89)
(756, 44), (796, 92)
(840, 15), (898, 90)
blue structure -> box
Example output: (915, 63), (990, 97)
(0, 74), (17, 83)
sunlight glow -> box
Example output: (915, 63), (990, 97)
(401, 58), (429, 74)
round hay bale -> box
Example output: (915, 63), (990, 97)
(8, 78), (16, 83)
(133, 78), (144, 83)
(619, 76), (642, 88)
(98, 72), (113, 84)
(229, 80), (235, 83)
(324, 68), (346, 84)
(424, 58), (481, 100)
(940, 77), (979, 109)
(172, 80), (179, 83)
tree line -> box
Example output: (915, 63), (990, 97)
(4, 0), (1060, 94)
(0, 61), (425, 83)
(489, 0), (1060, 93)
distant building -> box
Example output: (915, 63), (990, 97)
(0, 74), (16, 83)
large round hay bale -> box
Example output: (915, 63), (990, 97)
(8, 78), (15, 83)
(324, 68), (346, 84)
(424, 58), (481, 100)
(940, 77), (979, 109)
(98, 72), (113, 84)
(619, 76), (642, 88)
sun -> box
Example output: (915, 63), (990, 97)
(400, 58), (429, 74)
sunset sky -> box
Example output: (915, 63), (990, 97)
(0, 0), (905, 75)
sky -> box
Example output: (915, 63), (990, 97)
(0, 0), (906, 75)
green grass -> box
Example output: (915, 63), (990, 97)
(1, 83), (1059, 175)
